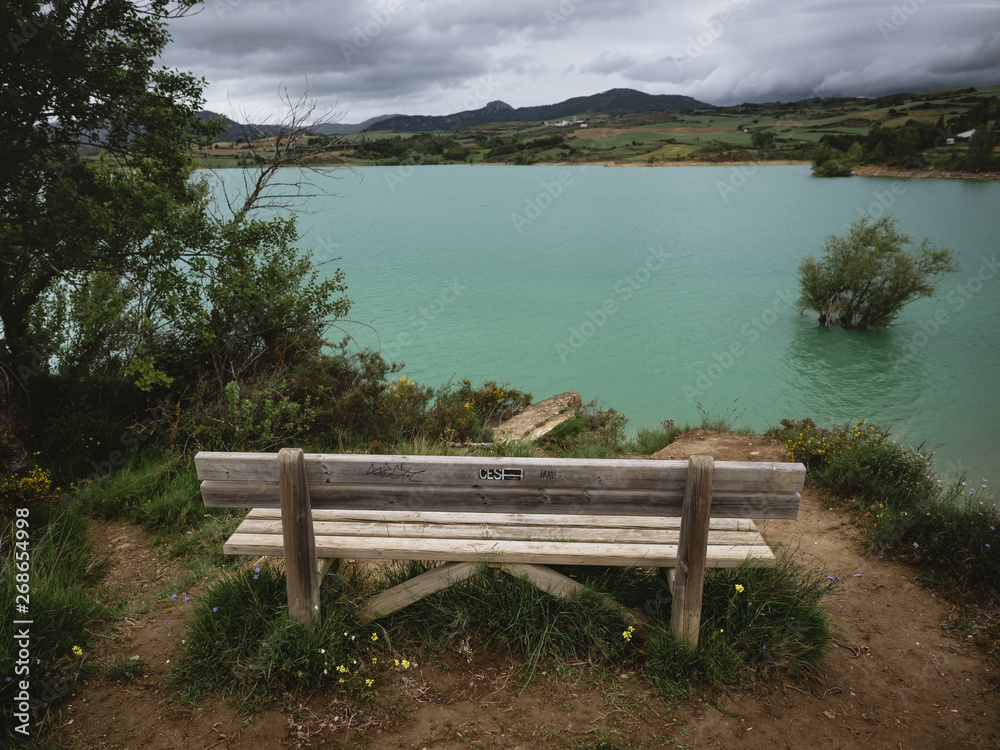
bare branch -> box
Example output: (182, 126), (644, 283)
(205, 82), (355, 223)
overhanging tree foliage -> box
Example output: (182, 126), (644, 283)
(796, 216), (958, 330)
(1, 0), (350, 382)
(1, 0), (351, 472)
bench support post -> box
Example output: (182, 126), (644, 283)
(671, 455), (714, 649)
(278, 448), (320, 626)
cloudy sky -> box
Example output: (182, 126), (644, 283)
(161, 0), (1000, 123)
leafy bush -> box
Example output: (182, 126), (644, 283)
(875, 479), (999, 597)
(796, 216), (958, 329)
(1, 463), (52, 519)
(811, 439), (936, 512)
(180, 375), (318, 452)
(782, 418), (886, 469)
(540, 402), (629, 458)
(812, 159), (853, 176)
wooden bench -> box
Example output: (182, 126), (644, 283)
(195, 449), (804, 647)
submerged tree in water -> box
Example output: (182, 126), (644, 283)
(796, 216), (958, 330)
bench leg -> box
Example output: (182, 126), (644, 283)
(360, 561), (480, 619)
(279, 448), (320, 626)
(670, 455), (714, 649)
(498, 563), (651, 633)
(659, 567), (676, 596)
(318, 557), (340, 579)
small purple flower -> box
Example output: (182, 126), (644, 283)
(913, 542), (919, 548)
(855, 573), (862, 577)
(183, 596), (189, 603)
(212, 606), (218, 612)
(163, 620), (168, 625)
(987, 544), (991, 549)
(990, 526), (995, 531)
(171, 593), (177, 600)
(5, 677), (11, 682)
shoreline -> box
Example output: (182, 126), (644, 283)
(198, 159), (999, 181)
(851, 164), (1000, 181)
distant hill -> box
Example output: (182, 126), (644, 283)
(196, 111), (400, 140)
(373, 89), (711, 131)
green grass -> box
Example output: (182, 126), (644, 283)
(782, 417), (999, 641)
(647, 556), (835, 702)
(1, 501), (113, 743)
(170, 562), (389, 711)
(75, 452), (242, 543)
(905, 481), (999, 598)
(106, 655), (147, 684)
(695, 400), (757, 436)
(168, 553), (836, 710)
(631, 422), (683, 455)
(379, 563), (638, 685)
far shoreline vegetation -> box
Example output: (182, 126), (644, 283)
(190, 83), (999, 179)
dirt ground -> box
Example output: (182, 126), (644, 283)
(49, 432), (999, 749)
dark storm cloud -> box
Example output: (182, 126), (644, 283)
(160, 0), (1000, 122)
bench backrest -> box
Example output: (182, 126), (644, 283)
(195, 452), (803, 519)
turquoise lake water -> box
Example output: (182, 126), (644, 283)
(213, 165), (999, 481)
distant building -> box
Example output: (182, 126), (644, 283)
(956, 129), (976, 141)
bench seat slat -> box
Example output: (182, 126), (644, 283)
(224, 532), (775, 567)
(231, 517), (768, 546)
(242, 508), (760, 530)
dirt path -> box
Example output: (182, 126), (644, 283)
(50, 436), (999, 749)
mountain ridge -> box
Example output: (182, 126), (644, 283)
(371, 88), (711, 131)
(197, 87), (712, 138)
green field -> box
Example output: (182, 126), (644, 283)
(195, 83), (997, 169)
